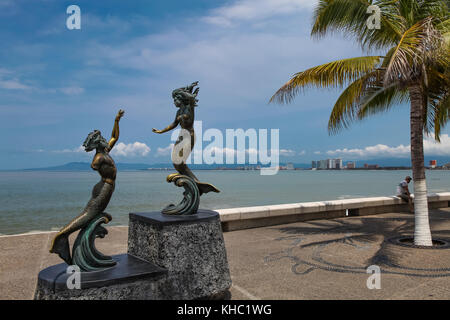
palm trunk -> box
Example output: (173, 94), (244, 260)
(409, 82), (432, 246)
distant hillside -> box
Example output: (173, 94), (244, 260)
(17, 156), (450, 171)
(22, 162), (170, 171)
(21, 162), (307, 171)
(23, 162), (92, 171)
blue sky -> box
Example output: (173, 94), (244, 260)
(1, 0), (450, 169)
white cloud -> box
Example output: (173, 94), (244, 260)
(0, 68), (33, 90)
(280, 149), (296, 157)
(327, 144), (410, 158)
(157, 144), (280, 161)
(0, 79), (31, 90)
(170, 145), (259, 160)
(204, 146), (274, 158)
(53, 146), (85, 153)
(156, 144), (174, 157)
(298, 150), (306, 156)
(0, 68), (84, 94)
(53, 142), (151, 157)
(156, 144), (264, 160)
(110, 142), (151, 157)
(325, 134), (450, 159)
(424, 134), (450, 156)
(203, 0), (314, 26)
(81, 1), (359, 115)
(157, 144), (289, 164)
(59, 86), (85, 95)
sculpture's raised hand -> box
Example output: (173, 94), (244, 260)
(116, 109), (125, 121)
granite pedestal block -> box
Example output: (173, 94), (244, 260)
(34, 254), (167, 300)
(34, 210), (231, 300)
(128, 210), (232, 300)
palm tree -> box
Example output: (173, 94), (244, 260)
(270, 0), (449, 246)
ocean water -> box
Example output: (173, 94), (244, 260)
(1, 170), (450, 235)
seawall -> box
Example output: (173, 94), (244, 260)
(217, 193), (450, 231)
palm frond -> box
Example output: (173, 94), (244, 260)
(311, 0), (370, 37)
(311, 0), (403, 49)
(425, 66), (450, 139)
(270, 0), (449, 137)
(328, 71), (380, 133)
(432, 93), (450, 140)
(384, 17), (444, 85)
(270, 56), (382, 104)
(357, 83), (409, 120)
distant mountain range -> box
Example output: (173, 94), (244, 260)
(21, 162), (170, 171)
(14, 156), (450, 171)
(20, 162), (282, 171)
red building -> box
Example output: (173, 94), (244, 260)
(430, 160), (437, 168)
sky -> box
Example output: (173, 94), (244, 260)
(1, 0), (450, 169)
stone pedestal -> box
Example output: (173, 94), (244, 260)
(35, 209), (231, 300)
(128, 210), (232, 300)
(34, 254), (167, 300)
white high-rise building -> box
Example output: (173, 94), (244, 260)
(318, 160), (328, 169)
(327, 159), (334, 169)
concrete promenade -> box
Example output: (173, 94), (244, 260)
(1, 206), (450, 299)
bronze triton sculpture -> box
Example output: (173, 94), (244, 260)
(49, 109), (125, 271)
(153, 81), (219, 215)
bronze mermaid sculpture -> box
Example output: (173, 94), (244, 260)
(153, 82), (219, 214)
(49, 110), (124, 270)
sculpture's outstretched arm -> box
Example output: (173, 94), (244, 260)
(108, 109), (125, 150)
(152, 116), (179, 134)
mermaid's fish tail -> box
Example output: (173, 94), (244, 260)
(174, 163), (220, 195)
(49, 209), (95, 265)
(49, 181), (114, 265)
(197, 181), (220, 195)
(49, 233), (71, 265)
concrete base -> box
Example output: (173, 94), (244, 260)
(34, 254), (167, 300)
(34, 210), (231, 300)
(128, 210), (232, 300)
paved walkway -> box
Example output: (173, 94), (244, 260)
(1, 209), (450, 300)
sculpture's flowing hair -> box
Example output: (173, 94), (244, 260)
(83, 130), (109, 150)
(172, 82), (199, 107)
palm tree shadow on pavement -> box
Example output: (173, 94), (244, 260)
(264, 210), (450, 277)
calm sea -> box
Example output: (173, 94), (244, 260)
(1, 170), (449, 235)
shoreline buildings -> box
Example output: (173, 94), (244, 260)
(312, 158), (343, 170)
(346, 161), (356, 169)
